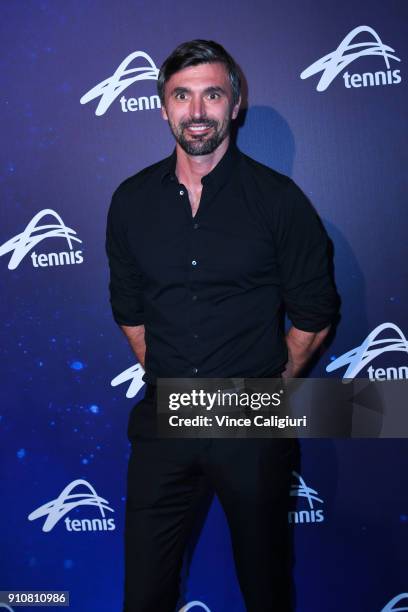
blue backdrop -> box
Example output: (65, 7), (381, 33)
(1, 1), (407, 611)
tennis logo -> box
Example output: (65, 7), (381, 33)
(300, 25), (401, 91)
(0, 209), (83, 270)
(288, 471), (325, 524)
(111, 362), (145, 398)
(178, 603), (211, 612)
(326, 323), (408, 380)
(381, 593), (408, 611)
(28, 479), (116, 533)
(80, 51), (160, 116)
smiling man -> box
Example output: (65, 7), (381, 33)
(106, 40), (339, 611)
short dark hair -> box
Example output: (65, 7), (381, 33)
(157, 39), (241, 106)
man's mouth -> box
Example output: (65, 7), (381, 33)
(186, 124), (212, 134)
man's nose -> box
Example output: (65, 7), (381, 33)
(190, 95), (205, 119)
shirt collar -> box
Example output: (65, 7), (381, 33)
(160, 139), (241, 189)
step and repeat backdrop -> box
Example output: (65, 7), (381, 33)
(1, 1), (407, 611)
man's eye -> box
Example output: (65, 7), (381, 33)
(208, 93), (220, 100)
(175, 93), (187, 100)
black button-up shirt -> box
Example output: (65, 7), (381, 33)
(106, 142), (339, 384)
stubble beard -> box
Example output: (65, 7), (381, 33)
(167, 113), (232, 156)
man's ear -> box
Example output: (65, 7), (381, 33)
(231, 95), (241, 120)
(161, 104), (168, 121)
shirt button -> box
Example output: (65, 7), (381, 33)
(193, 223), (199, 230)
(191, 259), (197, 266)
(192, 295), (198, 301)
(192, 367), (199, 374)
(179, 189), (184, 196)
(193, 333), (199, 339)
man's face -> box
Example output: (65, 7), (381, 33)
(161, 62), (241, 156)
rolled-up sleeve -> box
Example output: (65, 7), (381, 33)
(105, 187), (144, 326)
(274, 179), (340, 332)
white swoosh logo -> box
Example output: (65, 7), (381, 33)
(300, 25), (401, 91)
(381, 593), (408, 612)
(178, 603), (211, 612)
(111, 363), (145, 398)
(0, 209), (81, 270)
(28, 479), (114, 532)
(80, 51), (159, 116)
(290, 471), (323, 510)
(326, 323), (408, 379)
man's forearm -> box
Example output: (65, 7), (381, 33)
(119, 322), (330, 377)
(282, 325), (330, 378)
(120, 324), (146, 368)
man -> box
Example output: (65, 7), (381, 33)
(106, 40), (339, 612)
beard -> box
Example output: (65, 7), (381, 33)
(167, 112), (232, 156)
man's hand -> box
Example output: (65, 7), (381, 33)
(120, 324), (146, 368)
(282, 325), (330, 378)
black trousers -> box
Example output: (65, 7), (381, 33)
(124, 387), (299, 612)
